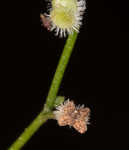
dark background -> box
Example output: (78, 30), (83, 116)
(1, 0), (129, 149)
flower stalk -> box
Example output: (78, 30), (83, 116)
(44, 31), (78, 112)
(8, 31), (78, 150)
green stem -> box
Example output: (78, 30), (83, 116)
(8, 112), (54, 150)
(8, 32), (78, 150)
(44, 32), (78, 112)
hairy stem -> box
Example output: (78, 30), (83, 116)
(8, 31), (78, 150)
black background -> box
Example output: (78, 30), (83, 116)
(1, 0), (129, 149)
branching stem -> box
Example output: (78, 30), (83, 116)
(8, 32), (78, 150)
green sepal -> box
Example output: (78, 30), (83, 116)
(54, 96), (65, 107)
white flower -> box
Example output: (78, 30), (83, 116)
(45, 0), (86, 37)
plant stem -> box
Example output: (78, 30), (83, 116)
(8, 31), (78, 150)
(8, 112), (54, 150)
(44, 31), (78, 112)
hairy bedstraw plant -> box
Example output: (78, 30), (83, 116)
(8, 0), (90, 149)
